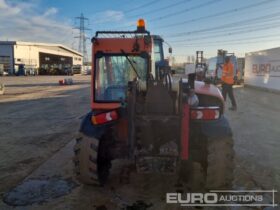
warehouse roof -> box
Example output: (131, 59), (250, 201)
(0, 41), (82, 57)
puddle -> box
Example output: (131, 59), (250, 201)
(3, 177), (78, 206)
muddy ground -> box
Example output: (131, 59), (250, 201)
(0, 76), (279, 210)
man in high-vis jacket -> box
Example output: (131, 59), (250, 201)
(221, 56), (237, 111)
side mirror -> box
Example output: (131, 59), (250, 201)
(168, 47), (172, 54)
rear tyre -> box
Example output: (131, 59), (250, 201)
(181, 136), (234, 190)
(73, 134), (112, 186)
(205, 136), (234, 190)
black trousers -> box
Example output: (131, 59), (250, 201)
(222, 83), (237, 107)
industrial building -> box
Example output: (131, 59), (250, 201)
(0, 41), (83, 75)
(245, 47), (280, 92)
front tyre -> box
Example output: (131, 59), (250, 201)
(73, 134), (111, 186)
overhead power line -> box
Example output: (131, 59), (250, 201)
(165, 11), (280, 38)
(154, 0), (277, 30)
(167, 23), (279, 47)
(171, 32), (280, 46)
(175, 38), (280, 47)
(187, 16), (280, 35)
(119, 0), (222, 29)
(123, 0), (159, 13)
(150, 0), (223, 22)
(127, 0), (192, 19)
(167, 17), (280, 43)
(166, 23), (280, 45)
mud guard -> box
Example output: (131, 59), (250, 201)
(199, 115), (232, 138)
(79, 112), (115, 139)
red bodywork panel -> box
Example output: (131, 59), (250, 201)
(180, 80), (224, 160)
(194, 81), (224, 102)
(194, 80), (224, 111)
(91, 38), (151, 111)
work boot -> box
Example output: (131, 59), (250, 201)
(229, 106), (237, 111)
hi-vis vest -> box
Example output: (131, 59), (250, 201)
(222, 62), (234, 85)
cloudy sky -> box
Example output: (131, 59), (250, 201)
(1, 0), (280, 61)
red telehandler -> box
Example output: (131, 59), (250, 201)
(73, 19), (234, 190)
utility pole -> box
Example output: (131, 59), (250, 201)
(73, 13), (90, 65)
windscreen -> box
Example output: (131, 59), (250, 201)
(95, 55), (147, 102)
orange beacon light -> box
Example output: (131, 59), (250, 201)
(137, 19), (146, 32)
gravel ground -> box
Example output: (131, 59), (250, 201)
(0, 76), (279, 210)
(0, 75), (91, 195)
